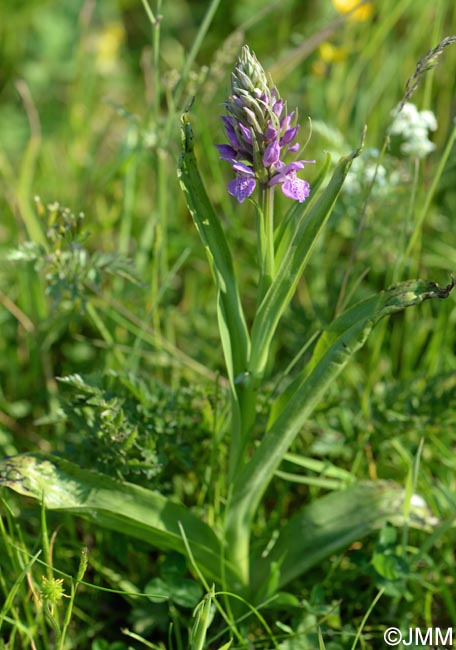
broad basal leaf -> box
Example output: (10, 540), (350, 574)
(0, 453), (237, 585)
(249, 480), (437, 599)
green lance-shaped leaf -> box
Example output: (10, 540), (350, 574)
(249, 481), (437, 599)
(274, 152), (332, 270)
(0, 454), (237, 585)
(177, 114), (250, 387)
(225, 278), (454, 576)
(248, 137), (364, 380)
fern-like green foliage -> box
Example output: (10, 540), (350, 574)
(56, 371), (214, 493)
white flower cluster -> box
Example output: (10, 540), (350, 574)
(390, 102), (437, 158)
(343, 148), (388, 197)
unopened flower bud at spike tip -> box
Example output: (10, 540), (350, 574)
(216, 45), (315, 203)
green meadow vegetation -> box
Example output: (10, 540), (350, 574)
(1, 1), (456, 648)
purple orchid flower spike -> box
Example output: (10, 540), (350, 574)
(216, 45), (314, 203)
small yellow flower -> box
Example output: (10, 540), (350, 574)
(93, 22), (125, 75)
(312, 42), (347, 78)
(319, 42), (347, 64)
(311, 60), (326, 78)
(333, 0), (373, 21)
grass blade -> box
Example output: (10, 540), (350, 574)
(0, 549), (41, 633)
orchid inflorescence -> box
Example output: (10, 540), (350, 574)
(216, 46), (315, 203)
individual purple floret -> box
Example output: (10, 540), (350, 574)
(216, 46), (314, 203)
